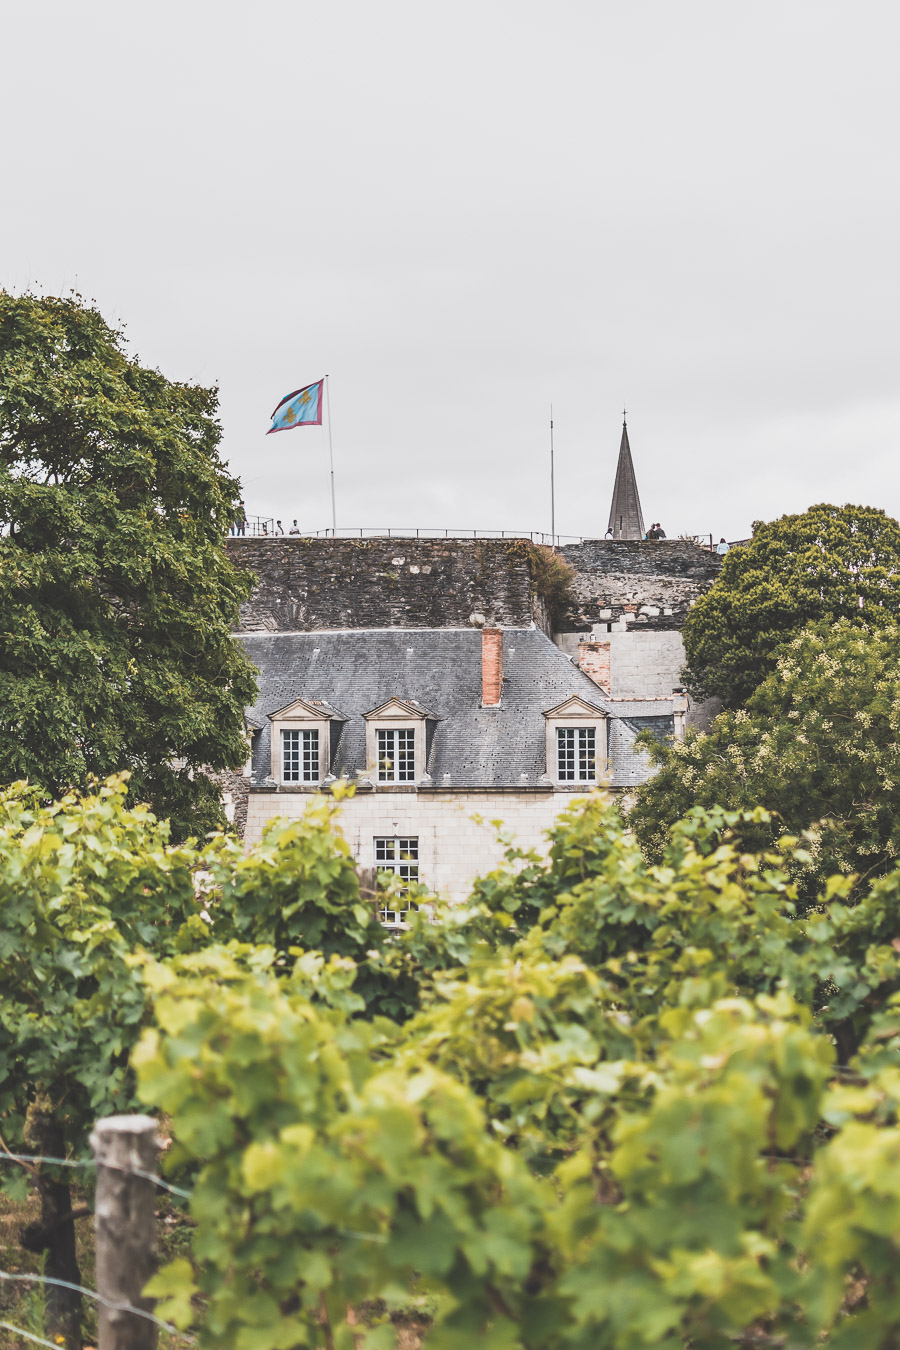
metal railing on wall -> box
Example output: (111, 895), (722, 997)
(229, 515), (274, 537)
(226, 525), (729, 548)
(229, 526), (586, 545)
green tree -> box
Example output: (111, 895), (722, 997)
(0, 776), (205, 1347)
(0, 291), (257, 837)
(682, 502), (900, 708)
(628, 621), (900, 893)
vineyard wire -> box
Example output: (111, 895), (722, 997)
(0, 1319), (75, 1350)
(0, 1141), (197, 1346)
(0, 1152), (193, 1199)
(0, 1269), (195, 1341)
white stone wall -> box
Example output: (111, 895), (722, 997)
(555, 629), (687, 698)
(607, 630), (686, 697)
(244, 789), (595, 902)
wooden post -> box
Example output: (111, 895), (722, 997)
(90, 1114), (159, 1350)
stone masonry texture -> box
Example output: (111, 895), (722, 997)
(607, 631), (687, 697)
(558, 539), (721, 632)
(243, 788), (596, 902)
(227, 537), (544, 633)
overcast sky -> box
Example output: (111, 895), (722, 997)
(4, 1), (899, 542)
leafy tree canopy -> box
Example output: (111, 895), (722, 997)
(681, 502), (900, 707)
(628, 620), (900, 895)
(0, 291), (257, 837)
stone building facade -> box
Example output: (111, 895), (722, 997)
(554, 539), (722, 730)
(223, 533), (719, 902)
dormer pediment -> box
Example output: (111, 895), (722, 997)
(363, 697), (435, 722)
(543, 694), (608, 720)
(268, 696), (347, 723)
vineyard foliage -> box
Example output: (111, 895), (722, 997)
(9, 778), (900, 1346)
(134, 796), (900, 1349)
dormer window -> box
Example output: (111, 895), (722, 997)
(557, 726), (596, 782)
(376, 728), (416, 783)
(543, 695), (609, 788)
(364, 698), (435, 788)
(282, 728), (320, 783)
(268, 697), (347, 786)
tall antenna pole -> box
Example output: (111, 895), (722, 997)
(325, 374), (337, 533)
(550, 404), (556, 548)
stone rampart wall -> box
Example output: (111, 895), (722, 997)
(558, 539), (720, 631)
(226, 537), (542, 633)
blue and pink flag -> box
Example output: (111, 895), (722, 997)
(267, 379), (324, 434)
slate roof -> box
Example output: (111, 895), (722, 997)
(239, 627), (671, 790)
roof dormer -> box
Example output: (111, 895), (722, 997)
(268, 697), (347, 787)
(543, 694), (609, 788)
(363, 697), (435, 786)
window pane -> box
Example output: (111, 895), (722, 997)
(282, 729), (301, 782)
(376, 728), (416, 782)
(376, 728), (394, 780)
(375, 836), (420, 924)
(577, 727), (596, 781)
(302, 729), (319, 782)
(557, 727), (575, 780)
(397, 728), (416, 782)
(375, 837), (397, 864)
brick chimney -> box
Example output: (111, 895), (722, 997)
(577, 640), (611, 695)
(481, 627), (503, 706)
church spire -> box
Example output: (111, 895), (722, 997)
(606, 414), (645, 540)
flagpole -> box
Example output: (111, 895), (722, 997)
(325, 374), (337, 533)
(550, 404), (556, 548)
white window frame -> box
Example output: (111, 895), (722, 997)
(374, 836), (420, 925)
(281, 727), (320, 784)
(543, 697), (608, 787)
(363, 699), (430, 787)
(375, 726), (417, 783)
(268, 698), (335, 785)
(556, 725), (597, 783)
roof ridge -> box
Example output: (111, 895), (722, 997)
(237, 626), (541, 638)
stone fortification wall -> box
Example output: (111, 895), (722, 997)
(558, 539), (721, 632)
(227, 537), (542, 634)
